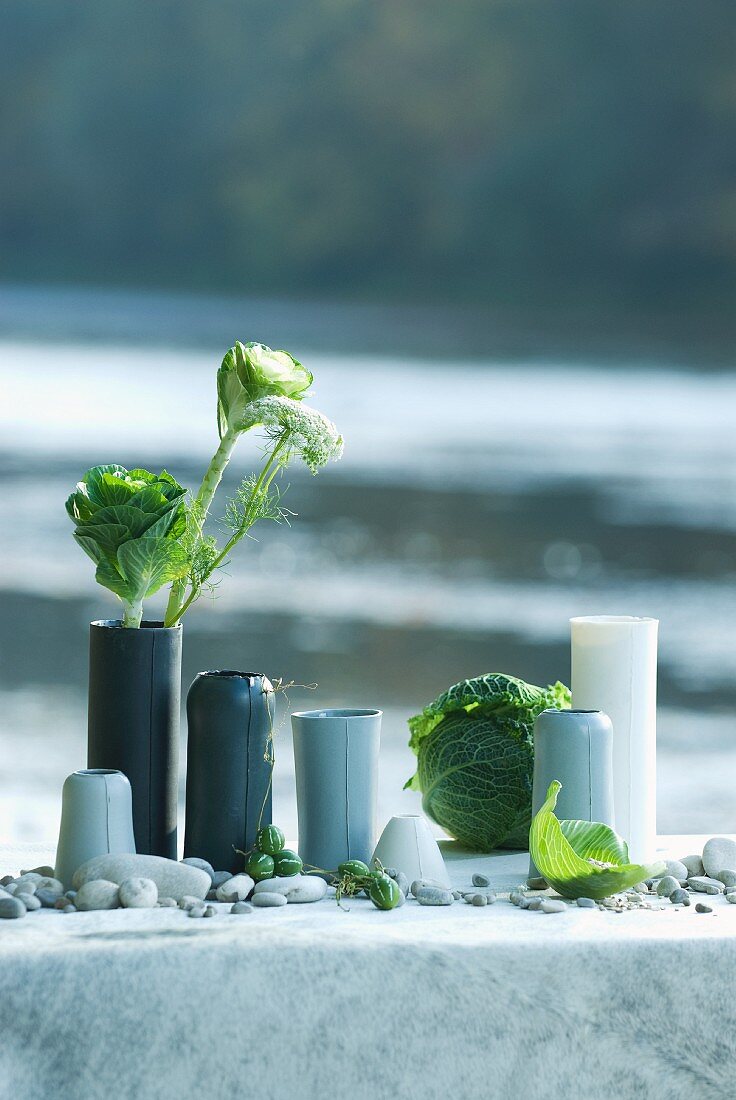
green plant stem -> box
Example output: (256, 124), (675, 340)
(164, 426), (239, 626)
(164, 434), (290, 626)
(122, 598), (143, 628)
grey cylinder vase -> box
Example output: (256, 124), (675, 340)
(87, 619), (181, 859)
(55, 769), (136, 890)
(291, 708), (381, 873)
(184, 672), (275, 874)
(529, 708), (615, 879)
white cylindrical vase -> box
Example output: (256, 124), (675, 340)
(570, 615), (658, 863)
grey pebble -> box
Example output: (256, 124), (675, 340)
(670, 889), (691, 905)
(395, 871), (410, 896)
(17, 893), (41, 911)
(656, 876), (681, 898)
(179, 895), (204, 911)
(211, 871), (234, 889)
(526, 876), (548, 890)
(252, 892), (288, 908)
(715, 870), (736, 888)
(0, 875), (14, 887)
(688, 876), (723, 895)
(416, 887), (454, 906)
(726, 886), (736, 896)
(0, 896), (26, 919)
(65, 890), (77, 900)
(726, 893), (736, 905)
(35, 888), (63, 908)
(703, 837), (736, 879)
(681, 854), (705, 878)
(663, 860), (689, 883)
(61, 904), (76, 913)
(21, 865), (55, 878)
(452, 890), (463, 901)
(509, 887), (526, 907)
(119, 877), (158, 909)
(526, 897), (543, 911)
(157, 896), (177, 908)
(187, 903), (207, 918)
(75, 880), (121, 911)
(231, 902), (253, 914)
(695, 903), (713, 914)
(540, 899), (567, 914)
(472, 873), (491, 888)
(577, 897), (596, 908)
(206, 889), (218, 901)
(471, 894), (488, 907)
(384, 867), (398, 879)
(54, 896), (72, 910)
(181, 857), (216, 883)
(410, 878), (446, 898)
(632, 882), (649, 894)
(203, 905), (217, 918)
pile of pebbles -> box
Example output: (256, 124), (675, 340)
(0, 854), (326, 920)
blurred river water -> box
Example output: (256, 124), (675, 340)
(1, 319), (735, 846)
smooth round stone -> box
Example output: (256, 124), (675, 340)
(509, 888), (528, 907)
(179, 895), (204, 911)
(10, 881), (35, 895)
(75, 880), (121, 911)
(181, 857), (215, 883)
(688, 876), (723, 895)
(416, 887), (454, 906)
(726, 886), (736, 896)
(73, 854), (209, 903)
(15, 873), (43, 888)
(216, 874), (255, 903)
(206, 889), (218, 901)
(681, 854), (705, 878)
(17, 893), (41, 910)
(656, 876), (681, 897)
(65, 890), (77, 900)
(632, 882), (649, 894)
(670, 889), (691, 905)
(715, 870), (736, 888)
(577, 897), (596, 908)
(203, 905), (217, 918)
(21, 865), (55, 878)
(395, 871), (410, 896)
(472, 873), (491, 888)
(470, 893), (488, 906)
(452, 890), (462, 901)
(703, 837), (736, 879)
(663, 860), (688, 883)
(540, 899), (567, 913)
(0, 896), (27, 919)
(726, 893), (736, 905)
(526, 897), (543, 911)
(231, 902), (253, 914)
(253, 875), (327, 904)
(35, 888), (64, 907)
(526, 876), (548, 891)
(55, 896), (72, 910)
(0, 875), (14, 887)
(187, 904), (206, 918)
(695, 903), (713, 914)
(62, 904), (76, 913)
(157, 897), (177, 908)
(410, 878), (447, 898)
(253, 892), (288, 908)
(384, 867), (398, 879)
(211, 871), (234, 889)
(119, 877), (158, 909)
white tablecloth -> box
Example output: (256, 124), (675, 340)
(1, 837), (734, 1100)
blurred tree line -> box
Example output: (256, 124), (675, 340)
(1, 0), (734, 314)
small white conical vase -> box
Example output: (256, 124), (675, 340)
(371, 814), (450, 888)
(55, 769), (136, 890)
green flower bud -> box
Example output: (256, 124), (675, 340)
(217, 340), (312, 437)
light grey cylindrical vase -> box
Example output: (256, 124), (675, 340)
(55, 769), (136, 890)
(529, 709), (615, 880)
(291, 709), (381, 873)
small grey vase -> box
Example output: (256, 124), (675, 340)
(54, 769), (136, 890)
(291, 708), (381, 874)
(529, 709), (615, 881)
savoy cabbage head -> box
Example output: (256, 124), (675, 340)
(405, 673), (571, 852)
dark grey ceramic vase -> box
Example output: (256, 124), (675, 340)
(184, 671), (275, 874)
(87, 619), (182, 859)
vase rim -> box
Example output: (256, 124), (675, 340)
(291, 708), (382, 719)
(90, 619), (182, 631)
(72, 768), (124, 777)
(197, 669), (267, 680)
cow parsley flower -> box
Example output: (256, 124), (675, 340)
(241, 395), (344, 472)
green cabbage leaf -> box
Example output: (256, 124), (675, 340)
(530, 780), (665, 899)
(405, 673), (571, 851)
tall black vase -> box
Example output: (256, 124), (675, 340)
(87, 619), (182, 859)
(184, 671), (275, 873)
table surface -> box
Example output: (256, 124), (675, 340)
(2, 836), (735, 1100)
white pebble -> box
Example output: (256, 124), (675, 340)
(118, 877), (158, 909)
